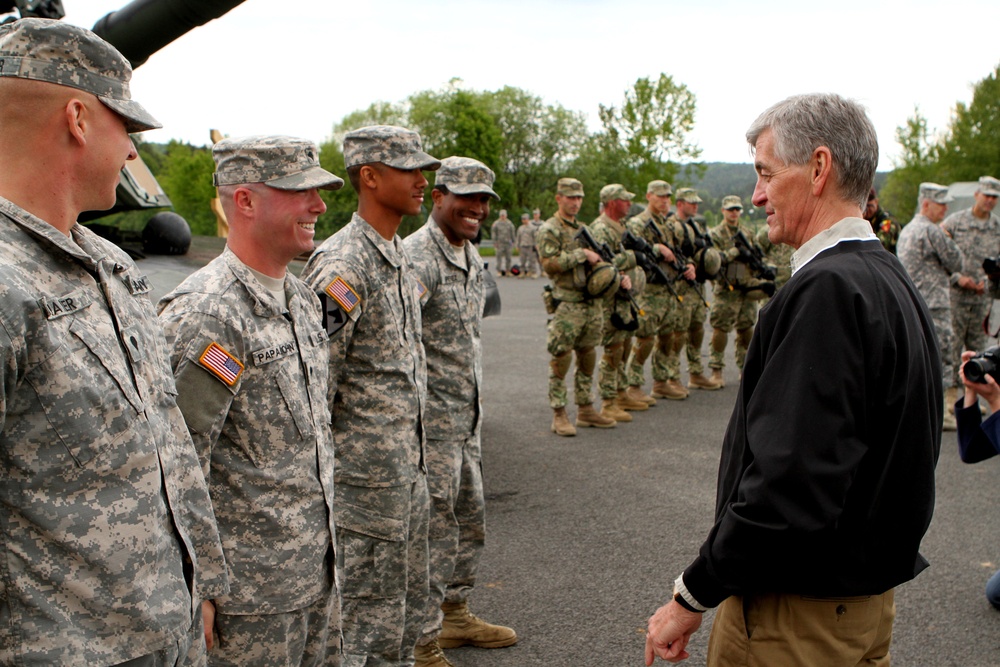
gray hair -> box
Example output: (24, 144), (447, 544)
(746, 93), (878, 207)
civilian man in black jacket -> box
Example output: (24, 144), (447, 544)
(645, 93), (941, 665)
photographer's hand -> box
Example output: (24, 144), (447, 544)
(960, 351), (1000, 413)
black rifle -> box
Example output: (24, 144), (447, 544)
(621, 230), (682, 303)
(643, 219), (708, 306)
(733, 229), (777, 281)
(573, 225), (644, 317)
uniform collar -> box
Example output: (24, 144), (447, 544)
(222, 246), (292, 318)
(353, 211), (404, 269)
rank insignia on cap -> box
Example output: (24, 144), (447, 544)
(325, 277), (360, 313)
(198, 342), (244, 386)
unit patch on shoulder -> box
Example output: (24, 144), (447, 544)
(325, 277), (360, 313)
(198, 342), (245, 386)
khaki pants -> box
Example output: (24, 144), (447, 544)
(707, 590), (895, 667)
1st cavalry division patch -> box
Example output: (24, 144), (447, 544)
(199, 342), (245, 386)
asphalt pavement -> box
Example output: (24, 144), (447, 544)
(140, 251), (1000, 667)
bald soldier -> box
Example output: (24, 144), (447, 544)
(404, 157), (516, 667)
(0, 18), (226, 665)
(301, 125), (439, 667)
(158, 136), (343, 666)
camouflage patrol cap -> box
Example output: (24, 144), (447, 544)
(978, 176), (1000, 197)
(343, 125), (441, 171)
(675, 188), (703, 203)
(647, 180), (673, 196)
(557, 178), (584, 197)
(600, 184), (635, 203)
(722, 195), (743, 210)
(0, 18), (160, 133)
(919, 182), (953, 204)
(213, 135), (344, 191)
(435, 156), (499, 199)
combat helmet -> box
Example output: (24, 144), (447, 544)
(584, 262), (621, 299)
(694, 247), (723, 281)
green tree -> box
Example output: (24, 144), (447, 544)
(881, 109), (940, 220)
(156, 140), (217, 235)
(935, 63), (1000, 182)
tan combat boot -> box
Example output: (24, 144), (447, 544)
(943, 387), (958, 432)
(689, 373), (722, 391)
(616, 389), (650, 412)
(652, 380), (688, 400)
(601, 399), (632, 422)
(439, 601), (518, 649)
(576, 403), (617, 428)
(710, 368), (725, 388)
(551, 407), (576, 437)
(414, 638), (455, 667)
(626, 385), (656, 407)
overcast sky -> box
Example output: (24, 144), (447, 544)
(57, 0), (999, 173)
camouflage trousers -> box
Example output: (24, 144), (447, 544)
(626, 285), (678, 386)
(115, 607), (206, 667)
(336, 477), (430, 667)
(547, 300), (603, 408)
(494, 243), (513, 274)
(518, 246), (539, 276)
(930, 307), (955, 389)
(951, 295), (991, 386)
(421, 434), (485, 642)
(599, 318), (633, 400)
(210, 574), (341, 667)
(667, 282), (708, 378)
(709, 289), (759, 371)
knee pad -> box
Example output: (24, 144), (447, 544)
(577, 346), (597, 376)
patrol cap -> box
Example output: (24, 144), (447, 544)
(647, 180), (673, 196)
(343, 125), (440, 171)
(919, 182), (953, 204)
(978, 176), (1000, 197)
(521, 213), (530, 220)
(557, 178), (584, 197)
(722, 195), (743, 210)
(0, 18), (160, 133)
(213, 135), (344, 191)
(600, 183), (635, 203)
(435, 156), (499, 199)
(675, 188), (703, 203)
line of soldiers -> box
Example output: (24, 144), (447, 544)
(897, 177), (1000, 431)
(0, 17), (513, 667)
(491, 208), (543, 278)
(537, 178), (790, 436)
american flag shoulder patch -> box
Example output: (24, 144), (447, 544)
(198, 342), (244, 386)
(414, 277), (428, 299)
(325, 276), (360, 313)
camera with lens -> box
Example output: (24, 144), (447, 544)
(982, 256), (1000, 278)
(964, 346), (1000, 384)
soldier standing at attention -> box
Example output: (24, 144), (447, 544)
(404, 157), (517, 667)
(490, 209), (516, 276)
(942, 175), (1000, 387)
(0, 18), (227, 665)
(864, 187), (901, 254)
(708, 196), (770, 385)
(666, 188), (722, 391)
(591, 184), (645, 421)
(537, 177), (618, 435)
(158, 136), (343, 666)
(301, 125), (440, 667)
(516, 210), (540, 278)
(624, 180), (693, 402)
(898, 183), (963, 431)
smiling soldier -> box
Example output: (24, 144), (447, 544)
(403, 157), (517, 666)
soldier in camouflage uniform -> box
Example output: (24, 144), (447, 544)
(0, 18), (227, 665)
(490, 209), (516, 276)
(537, 178), (618, 435)
(591, 184), (645, 421)
(403, 158), (516, 667)
(665, 188), (723, 391)
(301, 126), (440, 667)
(708, 196), (770, 384)
(942, 175), (1000, 387)
(624, 180), (691, 401)
(898, 183), (963, 431)
(158, 136), (344, 666)
(756, 225), (793, 293)
(864, 187), (902, 254)
(516, 212), (540, 278)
